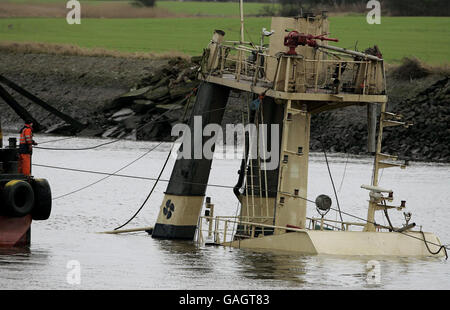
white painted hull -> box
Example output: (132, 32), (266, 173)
(225, 230), (446, 257)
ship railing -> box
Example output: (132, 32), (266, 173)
(201, 42), (386, 98)
(307, 217), (395, 232)
(197, 215), (274, 245)
(196, 214), (395, 245)
(202, 42), (275, 86)
(196, 216), (326, 245)
(307, 217), (365, 231)
(284, 58), (384, 96)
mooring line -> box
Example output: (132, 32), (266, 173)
(50, 142), (163, 200)
(38, 137), (76, 145)
(321, 140), (344, 225)
(113, 143), (175, 230)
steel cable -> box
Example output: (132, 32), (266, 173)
(113, 143), (174, 230)
(51, 142), (163, 200)
(321, 141), (344, 225)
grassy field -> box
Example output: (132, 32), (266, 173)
(0, 15), (449, 63)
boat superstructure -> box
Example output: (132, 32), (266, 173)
(0, 121), (52, 247)
(150, 13), (446, 258)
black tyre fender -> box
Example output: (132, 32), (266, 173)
(32, 178), (52, 221)
(1, 180), (35, 217)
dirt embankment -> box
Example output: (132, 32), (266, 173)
(1, 51), (448, 162)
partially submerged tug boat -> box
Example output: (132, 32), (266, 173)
(0, 122), (52, 247)
(149, 13), (447, 258)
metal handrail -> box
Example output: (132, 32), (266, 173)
(197, 215), (307, 245)
(196, 213), (394, 246)
(205, 43), (386, 97)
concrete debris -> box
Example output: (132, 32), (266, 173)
(110, 108), (135, 122)
(97, 57), (200, 141)
(101, 126), (120, 138)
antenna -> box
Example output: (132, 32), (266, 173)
(239, 0), (245, 43)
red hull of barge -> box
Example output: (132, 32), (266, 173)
(0, 215), (31, 247)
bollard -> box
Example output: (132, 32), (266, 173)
(8, 137), (17, 149)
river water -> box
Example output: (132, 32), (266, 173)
(0, 134), (449, 289)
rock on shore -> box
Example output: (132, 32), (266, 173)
(97, 57), (201, 141)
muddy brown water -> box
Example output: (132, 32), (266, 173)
(0, 134), (449, 289)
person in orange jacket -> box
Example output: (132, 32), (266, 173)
(18, 120), (38, 176)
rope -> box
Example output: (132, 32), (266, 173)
(36, 138), (120, 151)
(32, 163), (239, 191)
(420, 230), (448, 259)
(321, 141), (344, 225)
(113, 143), (174, 230)
(259, 98), (270, 218)
(241, 100), (250, 220)
(38, 137), (75, 145)
(337, 152), (349, 193)
(382, 200), (394, 232)
(255, 105), (263, 215)
(246, 94), (256, 218)
(51, 142), (163, 200)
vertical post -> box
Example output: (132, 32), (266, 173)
(207, 200), (214, 239)
(223, 220), (228, 243)
(314, 56), (321, 92)
(274, 101), (310, 232)
(284, 57), (291, 92)
(373, 102), (386, 187)
(207, 30), (226, 72)
(246, 100), (256, 219)
(239, 0), (245, 44)
(367, 103), (377, 153)
(197, 218), (203, 245)
(214, 216), (219, 243)
(364, 102), (386, 232)
(362, 61), (369, 95)
(236, 0), (245, 83)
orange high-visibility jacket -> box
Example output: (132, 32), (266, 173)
(19, 124), (33, 154)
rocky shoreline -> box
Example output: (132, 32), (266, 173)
(310, 76), (450, 162)
(1, 51), (448, 162)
